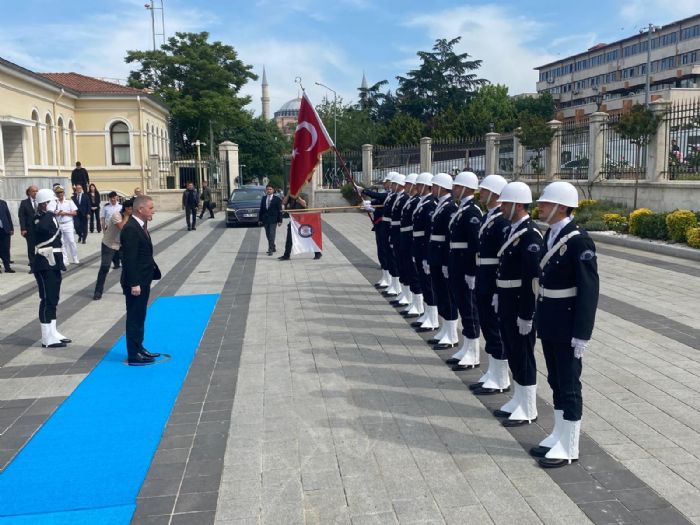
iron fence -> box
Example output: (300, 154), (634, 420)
(497, 133), (514, 178)
(321, 149), (363, 188)
(162, 155), (229, 204)
(666, 99), (700, 180)
(432, 138), (485, 177)
(556, 119), (590, 180)
(601, 115), (645, 180)
(371, 144), (421, 183)
(518, 148), (546, 180)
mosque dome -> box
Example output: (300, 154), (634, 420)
(274, 97), (302, 118)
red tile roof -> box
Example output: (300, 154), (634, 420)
(39, 72), (145, 95)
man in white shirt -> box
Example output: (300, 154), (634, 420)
(100, 191), (123, 269)
(54, 186), (79, 265)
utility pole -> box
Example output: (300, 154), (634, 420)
(144, 1), (166, 51)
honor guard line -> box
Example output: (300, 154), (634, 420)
(286, 204), (384, 214)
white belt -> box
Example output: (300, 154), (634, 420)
(450, 242), (469, 249)
(539, 286), (577, 298)
(412, 231), (425, 238)
(477, 257), (499, 266)
(430, 235), (446, 242)
(391, 220), (400, 226)
(400, 226), (413, 232)
(497, 279), (522, 288)
(58, 220), (73, 226)
(382, 217), (391, 222)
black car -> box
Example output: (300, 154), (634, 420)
(225, 185), (265, 227)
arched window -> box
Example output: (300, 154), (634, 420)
(110, 121), (131, 165)
(31, 110), (41, 165)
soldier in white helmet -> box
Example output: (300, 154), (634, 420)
(388, 174), (409, 305)
(361, 173), (395, 288)
(397, 174), (423, 317)
(492, 182), (543, 427)
(411, 174), (439, 332)
(380, 173), (403, 297)
(531, 181), (599, 468)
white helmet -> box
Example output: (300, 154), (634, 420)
(479, 174), (508, 195)
(36, 188), (56, 204)
(384, 171), (400, 182)
(416, 172), (433, 186)
(405, 173), (418, 185)
(499, 181), (532, 204)
(453, 171), (479, 190)
(432, 172), (453, 190)
(393, 174), (406, 186)
(538, 181), (579, 208)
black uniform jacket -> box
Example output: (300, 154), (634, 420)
(427, 196), (457, 267)
(361, 188), (389, 223)
(536, 219), (599, 343)
(18, 198), (35, 233)
(120, 217), (161, 290)
(447, 198), (482, 277)
(475, 207), (510, 297)
(496, 217), (543, 321)
(399, 195), (420, 251)
(411, 195), (436, 262)
(389, 191), (408, 248)
(30, 211), (63, 273)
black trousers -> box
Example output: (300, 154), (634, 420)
(389, 228), (401, 277)
(414, 250), (433, 305)
(112, 248), (121, 268)
(375, 222), (390, 271)
(95, 244), (116, 295)
(448, 268), (480, 338)
(75, 215), (88, 241)
(263, 222), (277, 252)
(542, 339), (583, 420)
(35, 267), (62, 323)
(0, 232), (11, 270)
(125, 285), (151, 359)
(498, 309), (537, 386)
(89, 209), (101, 232)
(199, 201), (215, 218)
(430, 265), (457, 320)
(476, 292), (505, 359)
(24, 234), (35, 268)
(400, 238), (420, 294)
(185, 207), (197, 229)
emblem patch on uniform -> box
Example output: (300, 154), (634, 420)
(527, 243), (540, 253)
(580, 249), (595, 261)
(470, 217), (480, 224)
(559, 245), (567, 256)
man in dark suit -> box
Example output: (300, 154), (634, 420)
(258, 183), (283, 256)
(18, 185), (38, 272)
(120, 195), (162, 366)
(71, 161), (90, 194)
(0, 197), (15, 273)
(72, 184), (90, 243)
(182, 182), (199, 231)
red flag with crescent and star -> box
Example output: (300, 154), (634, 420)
(289, 93), (334, 197)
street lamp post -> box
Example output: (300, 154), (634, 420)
(193, 139), (206, 189)
(315, 82), (337, 185)
(643, 23), (661, 108)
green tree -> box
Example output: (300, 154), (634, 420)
(125, 32), (257, 154)
(462, 84), (517, 136)
(378, 112), (424, 146)
(396, 37), (488, 125)
(613, 103), (662, 208)
(514, 92), (556, 121)
(358, 79), (389, 117)
(517, 113), (555, 193)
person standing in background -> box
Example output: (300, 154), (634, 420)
(182, 182), (199, 231)
(72, 184), (90, 244)
(54, 186), (79, 266)
(18, 185), (39, 273)
(258, 184), (282, 255)
(94, 199), (131, 300)
(87, 183), (101, 233)
(101, 192), (122, 269)
(71, 161), (89, 195)
(199, 180), (215, 219)
(0, 197), (15, 274)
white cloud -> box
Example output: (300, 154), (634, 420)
(620, 0), (700, 28)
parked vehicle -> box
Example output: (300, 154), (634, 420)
(225, 185), (265, 227)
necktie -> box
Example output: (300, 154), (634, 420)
(32, 200), (37, 212)
(267, 196), (271, 208)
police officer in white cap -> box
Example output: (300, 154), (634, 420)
(471, 175), (511, 395)
(426, 173), (459, 349)
(388, 174), (409, 306)
(362, 173), (395, 288)
(445, 172), (483, 367)
(532, 181), (599, 468)
(398, 174), (423, 317)
(492, 181), (543, 427)
(411, 173), (439, 332)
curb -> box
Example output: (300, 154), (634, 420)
(588, 231), (700, 262)
(0, 214), (184, 309)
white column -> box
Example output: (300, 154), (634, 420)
(39, 124), (47, 166)
(0, 125), (5, 173)
(648, 100), (671, 181)
(362, 143), (373, 185)
(485, 132), (500, 175)
(218, 141), (239, 193)
(420, 137), (432, 173)
(588, 112), (608, 182)
(513, 129), (525, 180)
(546, 120), (562, 181)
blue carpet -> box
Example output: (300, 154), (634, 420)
(0, 294), (219, 524)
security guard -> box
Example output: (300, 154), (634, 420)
(411, 174), (439, 332)
(361, 173), (394, 288)
(381, 173), (403, 297)
(532, 181), (599, 468)
(32, 188), (71, 348)
(471, 175), (511, 395)
(492, 182), (542, 427)
(398, 174), (423, 317)
(389, 174), (410, 306)
(426, 173), (458, 349)
(445, 172), (483, 364)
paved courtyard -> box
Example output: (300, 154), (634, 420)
(0, 211), (699, 525)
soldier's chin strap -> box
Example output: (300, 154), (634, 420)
(506, 203), (516, 221)
(544, 203), (559, 223)
(457, 186), (466, 201)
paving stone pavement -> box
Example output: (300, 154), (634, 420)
(0, 211), (699, 525)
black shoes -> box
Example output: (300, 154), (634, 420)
(93, 292), (102, 300)
(278, 255), (290, 260)
(267, 251), (273, 256)
(187, 227), (191, 231)
(529, 446), (551, 458)
(141, 348), (161, 358)
(451, 362), (479, 370)
(3, 268), (15, 273)
(468, 382), (483, 390)
(493, 409), (512, 418)
(502, 417), (536, 427)
(113, 264), (120, 269)
(538, 457), (577, 468)
(314, 253), (322, 259)
(446, 358), (460, 365)
(434, 343), (459, 350)
(128, 352), (155, 366)
(473, 386), (510, 395)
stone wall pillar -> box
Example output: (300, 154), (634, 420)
(648, 100), (672, 181)
(148, 154), (160, 190)
(546, 120), (563, 181)
(485, 132), (500, 175)
(588, 112), (608, 182)
(362, 144), (373, 185)
(420, 137), (432, 173)
(218, 141), (239, 194)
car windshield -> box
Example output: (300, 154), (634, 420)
(230, 190), (264, 202)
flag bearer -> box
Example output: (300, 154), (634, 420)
(361, 174), (394, 288)
(411, 174), (439, 332)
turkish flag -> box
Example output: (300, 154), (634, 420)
(289, 93), (333, 197)
(290, 212), (323, 255)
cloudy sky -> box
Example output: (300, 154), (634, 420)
(2, 0), (699, 115)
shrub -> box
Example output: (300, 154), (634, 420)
(629, 208), (653, 235)
(687, 227), (700, 248)
(531, 206), (539, 220)
(602, 213), (628, 233)
(585, 219), (607, 232)
(636, 213), (668, 240)
(578, 199), (598, 209)
(340, 182), (363, 205)
(666, 209), (698, 243)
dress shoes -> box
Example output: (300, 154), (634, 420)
(93, 292), (102, 300)
(538, 457), (577, 468)
(314, 253), (322, 259)
(42, 341), (66, 348)
(473, 386), (510, 395)
(451, 362), (479, 370)
(403, 313), (420, 318)
(434, 343), (459, 351)
(278, 255), (290, 260)
(187, 227), (191, 231)
(493, 409), (512, 418)
(113, 264), (120, 269)
(389, 300), (401, 306)
(468, 382), (484, 390)
(502, 417), (536, 428)
(266, 251), (273, 256)
(529, 445), (551, 458)
(128, 352), (155, 366)
(140, 348), (161, 358)
(427, 338), (440, 344)
(3, 268), (15, 273)
(446, 358), (460, 365)
(410, 321), (424, 327)
(415, 327), (436, 333)
(192, 227), (196, 230)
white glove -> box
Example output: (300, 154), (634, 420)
(492, 294), (498, 313)
(355, 183), (363, 192)
(517, 317), (533, 335)
(572, 338), (588, 359)
(465, 275), (475, 290)
(422, 260), (430, 275)
(442, 266), (449, 279)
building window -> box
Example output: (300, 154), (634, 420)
(110, 122), (131, 165)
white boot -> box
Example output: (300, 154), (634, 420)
(414, 308), (429, 325)
(457, 338), (480, 366)
(41, 323), (65, 348)
(419, 305), (439, 329)
(508, 384), (538, 423)
(430, 316), (447, 341)
(407, 293), (424, 316)
(376, 270), (390, 287)
(500, 381), (521, 414)
(477, 355), (493, 384)
(51, 320), (71, 344)
(385, 276), (401, 296)
(398, 289), (412, 306)
(451, 338), (469, 361)
(482, 358), (511, 391)
(436, 320), (459, 348)
(540, 409), (564, 449)
(543, 419), (581, 464)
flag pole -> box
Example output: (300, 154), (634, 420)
(331, 146), (374, 223)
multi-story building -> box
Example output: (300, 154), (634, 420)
(535, 14), (700, 121)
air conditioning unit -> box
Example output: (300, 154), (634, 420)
(572, 90), (580, 95)
(547, 77), (555, 84)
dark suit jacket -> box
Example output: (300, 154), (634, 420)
(18, 198), (35, 233)
(72, 193), (90, 218)
(258, 194), (283, 225)
(0, 200), (13, 234)
(120, 217), (161, 290)
(71, 167), (89, 191)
